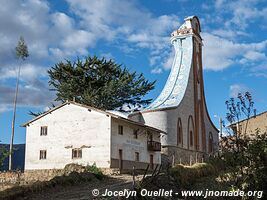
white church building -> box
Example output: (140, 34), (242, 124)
(23, 16), (218, 170)
(129, 16), (219, 164)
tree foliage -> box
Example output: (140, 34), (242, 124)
(0, 143), (9, 169)
(15, 36), (29, 60)
(48, 56), (156, 110)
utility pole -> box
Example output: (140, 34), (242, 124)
(214, 115), (223, 153)
(219, 117), (223, 139)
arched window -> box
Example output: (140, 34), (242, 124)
(208, 132), (213, 153)
(187, 115), (194, 149)
(177, 118), (183, 146)
(190, 130), (193, 146)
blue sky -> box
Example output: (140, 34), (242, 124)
(0, 0), (267, 144)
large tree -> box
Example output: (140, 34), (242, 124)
(48, 56), (156, 110)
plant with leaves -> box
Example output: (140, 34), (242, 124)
(48, 56), (155, 110)
(219, 92), (267, 198)
(0, 142), (9, 169)
(9, 36), (29, 171)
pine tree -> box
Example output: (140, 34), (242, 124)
(48, 56), (155, 110)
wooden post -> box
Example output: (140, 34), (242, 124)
(132, 166), (136, 189)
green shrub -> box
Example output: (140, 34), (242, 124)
(85, 163), (104, 180)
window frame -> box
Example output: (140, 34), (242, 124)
(118, 125), (123, 135)
(135, 152), (140, 162)
(72, 148), (82, 159)
(190, 130), (193, 146)
(177, 118), (183, 145)
(39, 150), (47, 160)
(133, 129), (138, 139)
(40, 126), (48, 136)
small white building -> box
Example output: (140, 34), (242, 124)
(22, 101), (164, 171)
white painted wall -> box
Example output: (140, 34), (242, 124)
(111, 118), (161, 165)
(25, 104), (111, 170)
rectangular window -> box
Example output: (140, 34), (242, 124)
(40, 126), (48, 136)
(39, 150), (47, 160)
(133, 129), (138, 139)
(118, 125), (123, 135)
(72, 149), (82, 159)
(135, 152), (139, 162)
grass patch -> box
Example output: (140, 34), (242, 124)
(170, 163), (216, 187)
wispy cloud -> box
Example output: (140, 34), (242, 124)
(229, 84), (251, 98)
(202, 33), (267, 71)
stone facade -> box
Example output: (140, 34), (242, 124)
(129, 16), (219, 165)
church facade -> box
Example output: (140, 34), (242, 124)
(129, 16), (219, 164)
(23, 16), (218, 170)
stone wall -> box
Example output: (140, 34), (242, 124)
(0, 167), (122, 191)
(0, 169), (64, 191)
(0, 171), (22, 190)
(162, 146), (207, 166)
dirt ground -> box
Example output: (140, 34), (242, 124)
(18, 174), (139, 200)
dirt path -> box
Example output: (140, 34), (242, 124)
(25, 174), (141, 200)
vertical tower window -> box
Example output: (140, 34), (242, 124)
(208, 132), (213, 153)
(118, 125), (123, 135)
(177, 118), (183, 145)
(188, 115), (195, 149)
(190, 131), (193, 146)
(133, 129), (138, 139)
(135, 152), (139, 162)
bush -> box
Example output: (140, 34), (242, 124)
(85, 163), (104, 180)
(219, 133), (267, 198)
(170, 163), (216, 187)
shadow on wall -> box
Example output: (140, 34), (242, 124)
(0, 144), (25, 171)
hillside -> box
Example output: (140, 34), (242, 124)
(0, 144), (25, 171)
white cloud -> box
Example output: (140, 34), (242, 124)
(202, 32), (267, 71)
(1, 0), (266, 112)
(100, 52), (114, 60)
(244, 51), (266, 61)
(65, 0), (180, 69)
(213, 0), (267, 30)
(211, 29), (248, 39)
(0, 0), (182, 111)
(229, 84), (250, 98)
(0, 63), (47, 81)
(151, 68), (163, 74)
